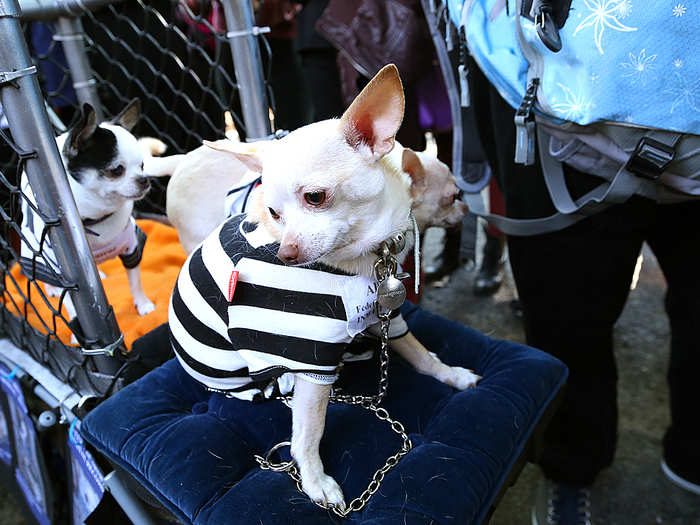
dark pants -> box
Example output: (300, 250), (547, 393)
(470, 64), (700, 486)
(266, 38), (309, 132)
(298, 49), (345, 122)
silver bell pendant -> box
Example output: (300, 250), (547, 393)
(376, 275), (407, 311)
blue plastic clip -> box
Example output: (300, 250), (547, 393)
(69, 418), (83, 447)
(1, 365), (20, 381)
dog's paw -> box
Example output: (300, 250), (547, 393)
(439, 366), (481, 390)
(135, 299), (155, 316)
(301, 472), (346, 511)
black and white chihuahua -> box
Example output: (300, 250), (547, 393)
(20, 100), (155, 320)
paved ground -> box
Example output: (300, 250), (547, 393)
(2, 230), (699, 524)
(421, 231), (700, 525)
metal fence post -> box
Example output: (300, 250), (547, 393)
(103, 471), (158, 525)
(0, 0), (121, 372)
(54, 15), (104, 121)
(19, 0), (120, 21)
(220, 0), (271, 140)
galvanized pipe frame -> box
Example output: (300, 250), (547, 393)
(19, 0), (119, 21)
(0, 1), (272, 520)
(0, 336), (159, 525)
(19, 0), (123, 120)
(103, 470), (159, 525)
(0, 0), (122, 373)
(0, 0), (272, 362)
(22, 0), (273, 141)
(0, 337), (83, 424)
(220, 0), (272, 140)
(54, 15), (104, 120)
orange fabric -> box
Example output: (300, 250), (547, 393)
(6, 220), (186, 350)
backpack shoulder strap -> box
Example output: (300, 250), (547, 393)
(463, 128), (641, 237)
(461, 188), (585, 236)
(539, 128), (643, 215)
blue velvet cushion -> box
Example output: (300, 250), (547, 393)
(81, 303), (567, 524)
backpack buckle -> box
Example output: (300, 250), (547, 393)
(534, 3), (562, 52)
(514, 78), (539, 165)
(625, 137), (675, 180)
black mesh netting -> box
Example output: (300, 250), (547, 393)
(0, 124), (119, 396)
(0, 0), (274, 396)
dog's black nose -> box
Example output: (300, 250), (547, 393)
(137, 176), (151, 189)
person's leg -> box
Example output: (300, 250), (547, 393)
(474, 178), (506, 295)
(508, 202), (650, 484)
(647, 200), (700, 492)
(298, 49), (345, 122)
(469, 61), (652, 485)
(476, 65), (653, 483)
(267, 38), (308, 132)
(396, 85), (427, 152)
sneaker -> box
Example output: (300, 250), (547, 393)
(531, 477), (592, 525)
(661, 459), (700, 495)
(424, 227), (463, 284)
(509, 297), (524, 319)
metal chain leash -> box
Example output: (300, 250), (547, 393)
(255, 237), (413, 518)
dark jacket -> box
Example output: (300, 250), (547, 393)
(296, 0), (334, 51)
(316, 0), (433, 104)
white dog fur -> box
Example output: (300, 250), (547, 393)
(175, 65), (479, 509)
(21, 101), (155, 318)
(143, 121), (467, 257)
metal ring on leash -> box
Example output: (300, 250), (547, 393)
(255, 441), (295, 472)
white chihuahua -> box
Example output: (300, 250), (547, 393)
(143, 128), (466, 255)
(168, 65), (479, 510)
(20, 100), (155, 319)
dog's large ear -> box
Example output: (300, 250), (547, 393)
(203, 139), (264, 173)
(339, 64), (405, 160)
(65, 103), (98, 157)
(113, 98), (141, 131)
(402, 149), (427, 199)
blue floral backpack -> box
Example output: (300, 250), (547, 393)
(445, 0), (700, 235)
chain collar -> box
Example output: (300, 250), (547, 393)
(255, 239), (414, 518)
(373, 210), (420, 296)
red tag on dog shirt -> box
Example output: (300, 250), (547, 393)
(228, 270), (239, 302)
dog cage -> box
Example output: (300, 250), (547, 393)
(0, 0), (274, 522)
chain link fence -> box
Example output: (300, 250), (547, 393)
(0, 0), (273, 398)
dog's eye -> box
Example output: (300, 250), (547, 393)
(106, 165), (125, 178)
(443, 192), (458, 206)
(268, 207), (280, 220)
(304, 191), (326, 207)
